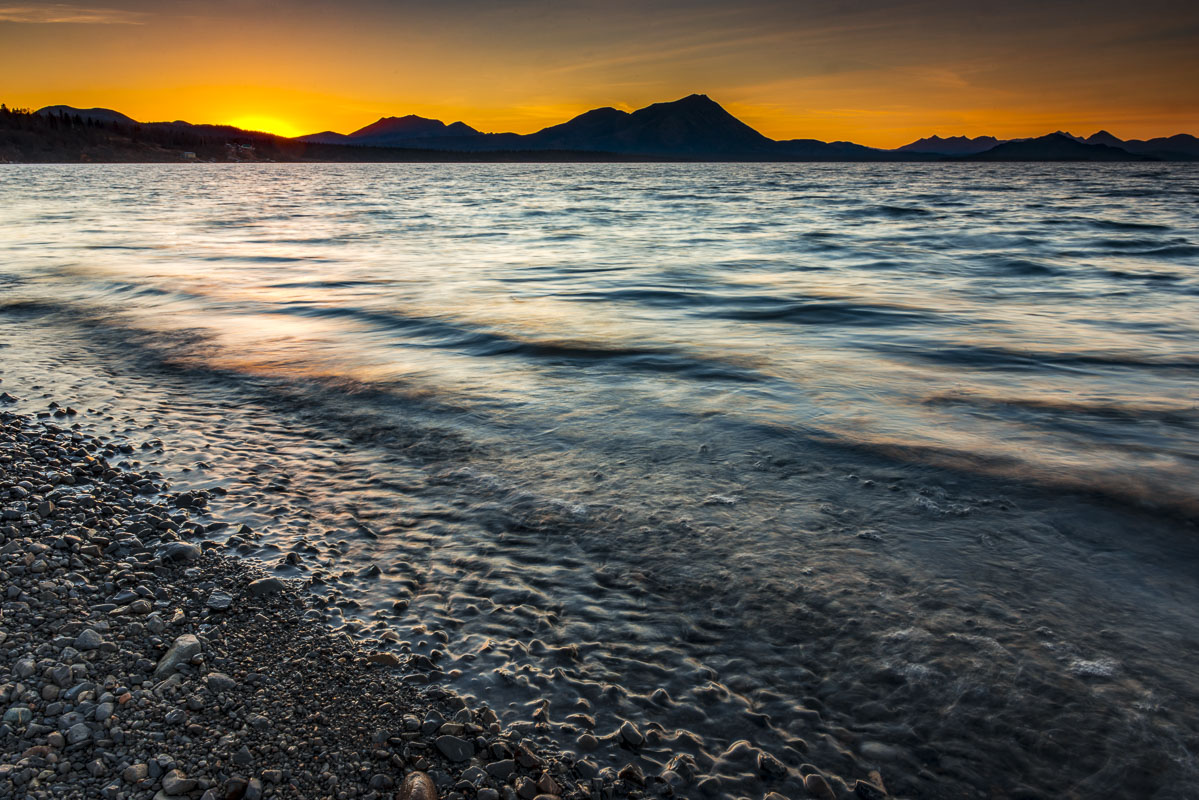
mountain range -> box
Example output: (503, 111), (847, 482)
(29, 95), (1199, 161)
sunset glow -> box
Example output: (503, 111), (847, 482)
(2, 1), (1197, 147)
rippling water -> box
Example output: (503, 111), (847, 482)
(2, 163), (1198, 798)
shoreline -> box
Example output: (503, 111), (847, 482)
(0, 407), (644, 800)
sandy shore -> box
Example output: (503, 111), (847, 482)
(0, 407), (637, 800)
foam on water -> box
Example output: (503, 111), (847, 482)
(1, 163), (1198, 798)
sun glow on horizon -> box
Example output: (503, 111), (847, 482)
(225, 115), (303, 138)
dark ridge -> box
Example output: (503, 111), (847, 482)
(964, 133), (1152, 162)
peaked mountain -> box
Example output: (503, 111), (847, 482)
(966, 132), (1148, 161)
(520, 94), (776, 155)
(1084, 130), (1124, 147)
(36, 105), (138, 126)
(895, 135), (1003, 155)
(299, 114), (479, 146)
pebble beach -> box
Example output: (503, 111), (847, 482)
(0, 406), (653, 800)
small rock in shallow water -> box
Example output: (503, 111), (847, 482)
(803, 773), (836, 800)
(859, 741), (902, 762)
(161, 542), (201, 562)
(853, 779), (886, 800)
(366, 652), (403, 667)
(618, 720), (644, 748)
(247, 577), (285, 596)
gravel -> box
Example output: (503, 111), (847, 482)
(0, 408), (632, 800)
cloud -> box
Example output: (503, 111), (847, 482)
(0, 4), (145, 24)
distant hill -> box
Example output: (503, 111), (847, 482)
(896, 135), (1003, 155)
(1111, 133), (1199, 160)
(965, 133), (1149, 161)
(299, 114), (480, 146)
(36, 105), (139, 126)
(7, 96), (1197, 162)
(520, 94), (776, 156)
(296, 95), (890, 159)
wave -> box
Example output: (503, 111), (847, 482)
(275, 304), (763, 382)
(871, 342), (1199, 372)
(703, 300), (933, 327)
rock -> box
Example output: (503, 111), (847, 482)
(859, 741), (902, 763)
(758, 751), (788, 777)
(128, 599), (153, 614)
(223, 776), (248, 799)
(436, 734), (474, 762)
(396, 771), (438, 800)
(155, 634), (202, 678)
(803, 774), (837, 800)
(162, 769), (197, 794)
(66, 721), (92, 744)
(160, 542), (201, 562)
(233, 745), (254, 765)
(367, 652), (403, 667)
(618, 720), (644, 748)
(3, 707), (31, 727)
(123, 763), (149, 783)
(853, 780), (887, 800)
(460, 766), (487, 786)
(207, 590), (233, 611)
(486, 760), (516, 781)
(243, 778), (263, 800)
(205, 672), (238, 692)
(247, 577), (285, 596)
(618, 763), (645, 786)
(74, 628), (105, 650)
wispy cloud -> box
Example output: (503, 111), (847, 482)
(0, 4), (145, 24)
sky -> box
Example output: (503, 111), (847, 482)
(2, 0), (1197, 147)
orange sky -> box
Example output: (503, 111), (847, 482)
(2, 1), (1197, 147)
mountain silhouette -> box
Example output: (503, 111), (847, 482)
(519, 94), (776, 155)
(298, 95), (885, 159)
(300, 115), (480, 146)
(17, 98), (1198, 161)
(896, 135), (1003, 155)
(966, 133), (1148, 161)
(35, 105), (138, 126)
(1110, 133), (1199, 159)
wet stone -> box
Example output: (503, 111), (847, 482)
(436, 734), (474, 762)
(207, 590), (234, 611)
(803, 773), (837, 800)
(619, 720), (644, 748)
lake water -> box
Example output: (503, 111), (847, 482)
(2, 163), (1198, 799)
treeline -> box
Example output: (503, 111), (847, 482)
(0, 103), (302, 162)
